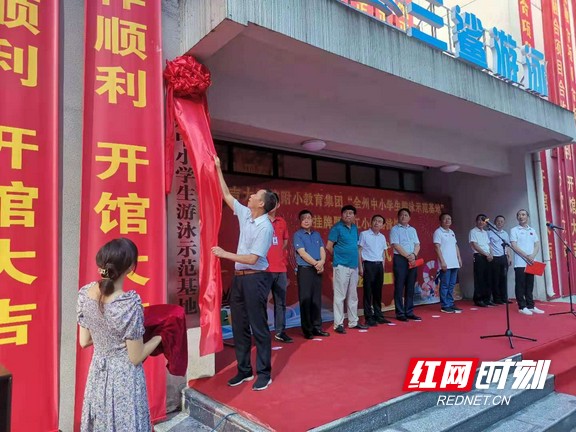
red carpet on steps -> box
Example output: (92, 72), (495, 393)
(188, 300), (576, 432)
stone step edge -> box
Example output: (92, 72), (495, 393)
(183, 387), (272, 432)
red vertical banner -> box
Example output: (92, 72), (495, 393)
(518, 0), (536, 46)
(562, 146), (576, 294)
(0, 1), (59, 431)
(75, 0), (167, 430)
(555, 149), (570, 293)
(542, 0), (569, 106)
(540, 154), (561, 293)
(560, 0), (576, 109)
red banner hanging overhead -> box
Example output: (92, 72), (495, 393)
(0, 1), (59, 431)
(542, 0), (569, 107)
(518, 0), (535, 47)
(74, 0), (167, 430)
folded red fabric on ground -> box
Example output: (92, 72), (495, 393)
(144, 304), (188, 376)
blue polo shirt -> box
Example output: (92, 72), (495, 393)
(293, 229), (324, 267)
(328, 221), (359, 269)
(233, 199), (273, 270)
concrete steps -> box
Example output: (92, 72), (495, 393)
(484, 393), (576, 432)
(372, 374), (556, 432)
(156, 354), (576, 432)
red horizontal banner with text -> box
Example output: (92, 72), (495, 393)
(74, 0), (167, 430)
(0, 1), (60, 431)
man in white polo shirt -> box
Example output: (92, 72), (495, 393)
(510, 209), (542, 315)
(433, 213), (462, 313)
(358, 214), (390, 326)
(469, 214), (494, 307)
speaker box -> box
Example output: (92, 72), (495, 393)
(0, 364), (11, 432)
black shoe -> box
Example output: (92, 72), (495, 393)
(376, 317), (392, 324)
(451, 306), (463, 313)
(505, 300), (513, 304)
(303, 333), (314, 340)
(406, 315), (422, 321)
(335, 324), (346, 334)
(366, 319), (378, 327)
(441, 307), (455, 314)
(485, 301), (497, 307)
(350, 323), (369, 330)
(228, 373), (254, 387)
(474, 302), (487, 307)
(396, 315), (408, 322)
(312, 329), (330, 337)
(493, 300), (505, 305)
(252, 376), (272, 391)
(274, 332), (293, 343)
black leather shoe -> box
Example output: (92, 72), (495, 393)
(406, 315), (422, 321)
(335, 325), (346, 334)
(396, 316), (408, 322)
(312, 330), (330, 337)
(485, 301), (497, 307)
(376, 317), (392, 324)
(474, 302), (487, 307)
(506, 300), (513, 304)
(366, 319), (378, 327)
(350, 323), (369, 330)
(303, 333), (314, 340)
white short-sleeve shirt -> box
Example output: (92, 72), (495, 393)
(358, 229), (388, 262)
(469, 227), (490, 254)
(510, 225), (539, 268)
(433, 227), (460, 269)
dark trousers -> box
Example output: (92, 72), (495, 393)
(297, 266), (323, 336)
(230, 272), (273, 379)
(393, 255), (417, 317)
(363, 261), (384, 320)
(270, 272), (288, 333)
(515, 268), (535, 309)
(490, 255), (508, 303)
(473, 254), (491, 304)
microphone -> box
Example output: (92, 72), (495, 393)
(485, 219), (498, 230)
(546, 222), (565, 230)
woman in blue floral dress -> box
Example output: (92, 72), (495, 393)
(77, 238), (162, 431)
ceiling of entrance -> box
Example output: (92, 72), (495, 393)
(190, 21), (574, 176)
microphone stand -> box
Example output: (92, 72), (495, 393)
(480, 223), (536, 349)
(548, 226), (576, 318)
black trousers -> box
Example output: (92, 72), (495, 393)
(363, 261), (384, 320)
(297, 266), (323, 336)
(270, 272), (288, 333)
(230, 272), (273, 379)
(515, 268), (535, 309)
(393, 255), (417, 317)
(490, 255), (508, 302)
(473, 254), (491, 304)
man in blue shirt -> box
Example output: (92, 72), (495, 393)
(294, 209), (330, 339)
(390, 208), (422, 321)
(326, 205), (369, 333)
(211, 156), (276, 391)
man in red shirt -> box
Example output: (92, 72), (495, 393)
(267, 193), (292, 343)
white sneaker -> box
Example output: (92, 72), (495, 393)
(519, 307), (533, 315)
(529, 306), (545, 314)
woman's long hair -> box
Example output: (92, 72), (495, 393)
(95, 238), (138, 311)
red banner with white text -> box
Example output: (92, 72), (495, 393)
(0, 1), (59, 431)
(74, 1), (166, 430)
(218, 176), (451, 334)
(518, 0), (535, 46)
